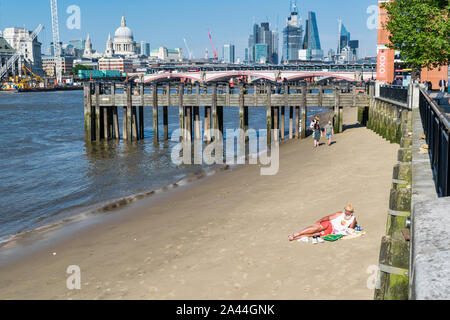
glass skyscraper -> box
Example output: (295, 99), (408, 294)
(303, 11), (323, 61)
(282, 3), (303, 63)
(248, 22), (278, 64)
(337, 20), (359, 62)
(222, 44), (235, 64)
(338, 21), (351, 54)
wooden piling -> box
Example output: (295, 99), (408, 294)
(300, 85), (307, 139)
(289, 106), (294, 140)
(204, 106), (211, 142)
(186, 106), (192, 141)
(212, 83), (218, 141)
(113, 106), (120, 140)
(239, 84), (245, 157)
(318, 85), (323, 107)
(83, 82), (93, 141)
(295, 106), (300, 139)
(281, 106), (285, 141)
(334, 87), (341, 134)
(126, 84), (133, 141)
(152, 84), (159, 143)
(122, 106), (128, 140)
(139, 83), (144, 140)
(132, 106), (138, 141)
(266, 85), (272, 145)
(179, 84), (184, 142)
(164, 84), (170, 141)
(103, 107), (109, 140)
(274, 106), (279, 142)
(95, 83), (101, 141)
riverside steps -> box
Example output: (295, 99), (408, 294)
(363, 82), (450, 300)
(83, 81), (369, 145)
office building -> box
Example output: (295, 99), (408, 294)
(303, 11), (323, 61)
(336, 20), (359, 63)
(254, 43), (268, 64)
(248, 22), (278, 64)
(140, 41), (150, 56)
(222, 44), (235, 64)
(282, 2), (303, 63)
(98, 57), (133, 73)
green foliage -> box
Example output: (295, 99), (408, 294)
(71, 64), (93, 76)
(382, 0), (450, 70)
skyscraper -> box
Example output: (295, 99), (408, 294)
(140, 41), (150, 56)
(222, 44), (235, 64)
(248, 22), (278, 64)
(337, 20), (351, 54)
(337, 20), (359, 62)
(282, 1), (303, 63)
(303, 11), (323, 61)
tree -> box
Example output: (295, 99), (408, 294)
(382, 0), (449, 71)
(71, 64), (93, 76)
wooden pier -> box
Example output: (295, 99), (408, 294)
(83, 82), (370, 144)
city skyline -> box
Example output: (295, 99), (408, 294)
(0, 0), (379, 61)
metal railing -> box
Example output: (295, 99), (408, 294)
(419, 88), (450, 197)
(380, 85), (409, 104)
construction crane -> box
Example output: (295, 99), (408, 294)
(0, 24), (43, 81)
(207, 29), (218, 62)
(183, 38), (194, 60)
(50, 0), (62, 84)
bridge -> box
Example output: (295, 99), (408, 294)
(140, 69), (376, 84)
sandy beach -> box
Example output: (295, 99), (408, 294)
(0, 108), (399, 300)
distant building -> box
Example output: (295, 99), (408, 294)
(222, 44), (235, 64)
(282, 3), (303, 63)
(69, 39), (86, 51)
(248, 22), (278, 64)
(0, 36), (16, 78)
(113, 14), (136, 56)
(303, 11), (323, 61)
(149, 47), (182, 62)
(140, 41), (150, 56)
(2, 27), (43, 76)
(254, 43), (268, 64)
(42, 56), (75, 77)
(336, 20), (359, 63)
(73, 59), (99, 70)
(98, 57), (133, 73)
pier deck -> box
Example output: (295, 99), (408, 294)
(84, 82), (370, 144)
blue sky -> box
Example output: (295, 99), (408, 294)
(0, 0), (379, 59)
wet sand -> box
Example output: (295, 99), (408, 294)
(0, 108), (399, 300)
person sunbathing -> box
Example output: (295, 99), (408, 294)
(288, 205), (357, 243)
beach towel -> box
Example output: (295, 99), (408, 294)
(342, 230), (366, 240)
(323, 234), (343, 242)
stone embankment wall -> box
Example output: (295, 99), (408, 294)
(361, 83), (413, 300)
(363, 83), (450, 300)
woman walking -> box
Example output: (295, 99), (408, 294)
(312, 116), (322, 148)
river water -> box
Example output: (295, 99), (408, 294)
(0, 90), (326, 244)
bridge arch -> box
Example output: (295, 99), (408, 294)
(205, 71), (276, 83)
(283, 72), (356, 82)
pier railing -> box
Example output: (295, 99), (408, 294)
(380, 85), (409, 104)
(419, 88), (450, 197)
